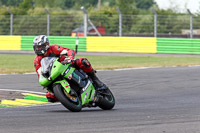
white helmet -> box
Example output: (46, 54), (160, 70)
(33, 35), (49, 56)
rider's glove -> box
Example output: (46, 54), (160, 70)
(61, 56), (74, 64)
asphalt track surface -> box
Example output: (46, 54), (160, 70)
(1, 66), (200, 133)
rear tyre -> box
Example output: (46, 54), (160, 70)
(53, 84), (82, 112)
(97, 88), (115, 110)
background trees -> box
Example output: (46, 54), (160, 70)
(0, 0), (198, 36)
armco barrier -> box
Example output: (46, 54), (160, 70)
(0, 36), (21, 50)
(21, 36), (86, 52)
(157, 38), (200, 54)
(87, 37), (157, 53)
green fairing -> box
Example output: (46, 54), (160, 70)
(62, 64), (75, 78)
(50, 61), (68, 80)
(39, 74), (51, 87)
(39, 59), (68, 87)
(54, 80), (71, 93)
(81, 82), (96, 105)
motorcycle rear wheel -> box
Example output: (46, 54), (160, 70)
(53, 84), (82, 112)
(98, 88), (115, 110)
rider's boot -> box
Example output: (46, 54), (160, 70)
(87, 70), (107, 90)
(46, 90), (58, 103)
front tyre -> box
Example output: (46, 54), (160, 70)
(53, 84), (82, 112)
(97, 88), (115, 110)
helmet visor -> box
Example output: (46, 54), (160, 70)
(36, 45), (46, 51)
(34, 43), (48, 56)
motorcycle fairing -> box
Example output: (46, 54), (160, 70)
(80, 80), (96, 105)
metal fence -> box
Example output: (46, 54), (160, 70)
(0, 10), (200, 38)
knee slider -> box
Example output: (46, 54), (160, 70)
(81, 58), (91, 67)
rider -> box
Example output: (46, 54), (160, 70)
(33, 35), (107, 102)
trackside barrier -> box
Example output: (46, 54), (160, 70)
(157, 38), (200, 54)
(0, 36), (21, 50)
(21, 36), (87, 52)
(87, 37), (157, 53)
(1, 36), (200, 55)
(21, 36), (34, 50)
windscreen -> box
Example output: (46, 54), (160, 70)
(40, 57), (57, 74)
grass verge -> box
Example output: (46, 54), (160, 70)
(1, 54), (200, 74)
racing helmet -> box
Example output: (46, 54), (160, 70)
(33, 35), (49, 56)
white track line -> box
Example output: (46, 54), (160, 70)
(0, 89), (45, 95)
(0, 72), (36, 76)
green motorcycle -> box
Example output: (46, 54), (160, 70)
(39, 57), (115, 112)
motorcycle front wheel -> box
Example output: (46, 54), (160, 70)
(53, 84), (82, 112)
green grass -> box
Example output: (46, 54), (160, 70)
(1, 54), (200, 74)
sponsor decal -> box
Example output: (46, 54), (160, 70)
(64, 69), (69, 75)
(82, 81), (91, 92)
(68, 74), (72, 80)
(84, 93), (87, 101)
